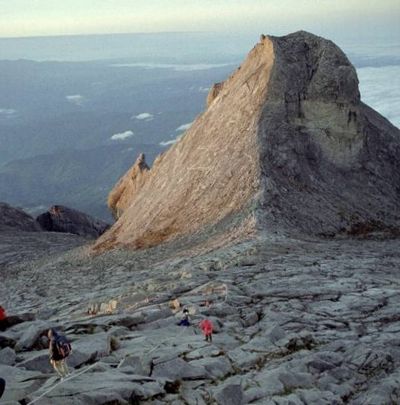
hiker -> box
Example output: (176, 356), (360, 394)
(48, 329), (71, 379)
(0, 306), (7, 331)
(0, 377), (5, 399)
(0, 306), (6, 321)
(177, 308), (190, 326)
(199, 318), (213, 342)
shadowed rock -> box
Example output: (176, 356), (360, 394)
(0, 202), (40, 232)
(36, 205), (110, 238)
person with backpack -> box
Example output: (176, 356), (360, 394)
(177, 308), (191, 327)
(48, 328), (71, 379)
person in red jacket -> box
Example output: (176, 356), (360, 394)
(0, 306), (6, 321)
(0, 306), (7, 332)
(199, 318), (213, 342)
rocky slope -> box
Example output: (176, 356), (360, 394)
(94, 31), (400, 253)
(1, 233), (400, 404)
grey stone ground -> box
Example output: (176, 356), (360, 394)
(1, 232), (400, 404)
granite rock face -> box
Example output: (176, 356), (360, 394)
(257, 32), (400, 236)
(107, 153), (150, 220)
(95, 31), (400, 252)
(36, 205), (110, 238)
(2, 234), (400, 404)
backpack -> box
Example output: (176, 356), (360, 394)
(55, 335), (72, 358)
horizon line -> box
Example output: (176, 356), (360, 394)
(0, 30), (225, 41)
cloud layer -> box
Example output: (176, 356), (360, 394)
(357, 65), (400, 128)
(134, 112), (154, 120)
(176, 122), (193, 132)
(0, 108), (17, 118)
(111, 130), (135, 141)
(160, 134), (183, 146)
(66, 94), (85, 106)
(111, 62), (235, 71)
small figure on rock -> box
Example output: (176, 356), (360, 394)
(177, 308), (190, 326)
(199, 318), (213, 342)
(48, 328), (72, 379)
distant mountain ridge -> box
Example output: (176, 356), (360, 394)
(0, 144), (160, 221)
(0, 201), (109, 238)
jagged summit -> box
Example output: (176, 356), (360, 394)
(94, 31), (400, 252)
(107, 153), (150, 220)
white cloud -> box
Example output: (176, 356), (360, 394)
(357, 65), (400, 128)
(0, 108), (16, 115)
(176, 122), (193, 132)
(134, 112), (154, 120)
(160, 134), (183, 146)
(199, 86), (210, 93)
(111, 130), (135, 141)
(66, 94), (85, 106)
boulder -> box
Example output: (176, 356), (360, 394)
(0, 202), (40, 232)
(72, 332), (113, 362)
(14, 321), (53, 352)
(189, 356), (233, 379)
(18, 351), (53, 373)
(214, 384), (245, 405)
(36, 205), (110, 238)
(0, 334), (16, 349)
(152, 357), (208, 380)
(118, 355), (150, 376)
(0, 312), (36, 331)
(0, 347), (16, 365)
(0, 364), (44, 403)
(25, 371), (167, 405)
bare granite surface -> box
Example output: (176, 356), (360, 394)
(1, 230), (400, 404)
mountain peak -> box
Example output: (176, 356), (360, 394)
(94, 32), (400, 252)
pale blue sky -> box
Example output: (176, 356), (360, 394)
(0, 0), (399, 38)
